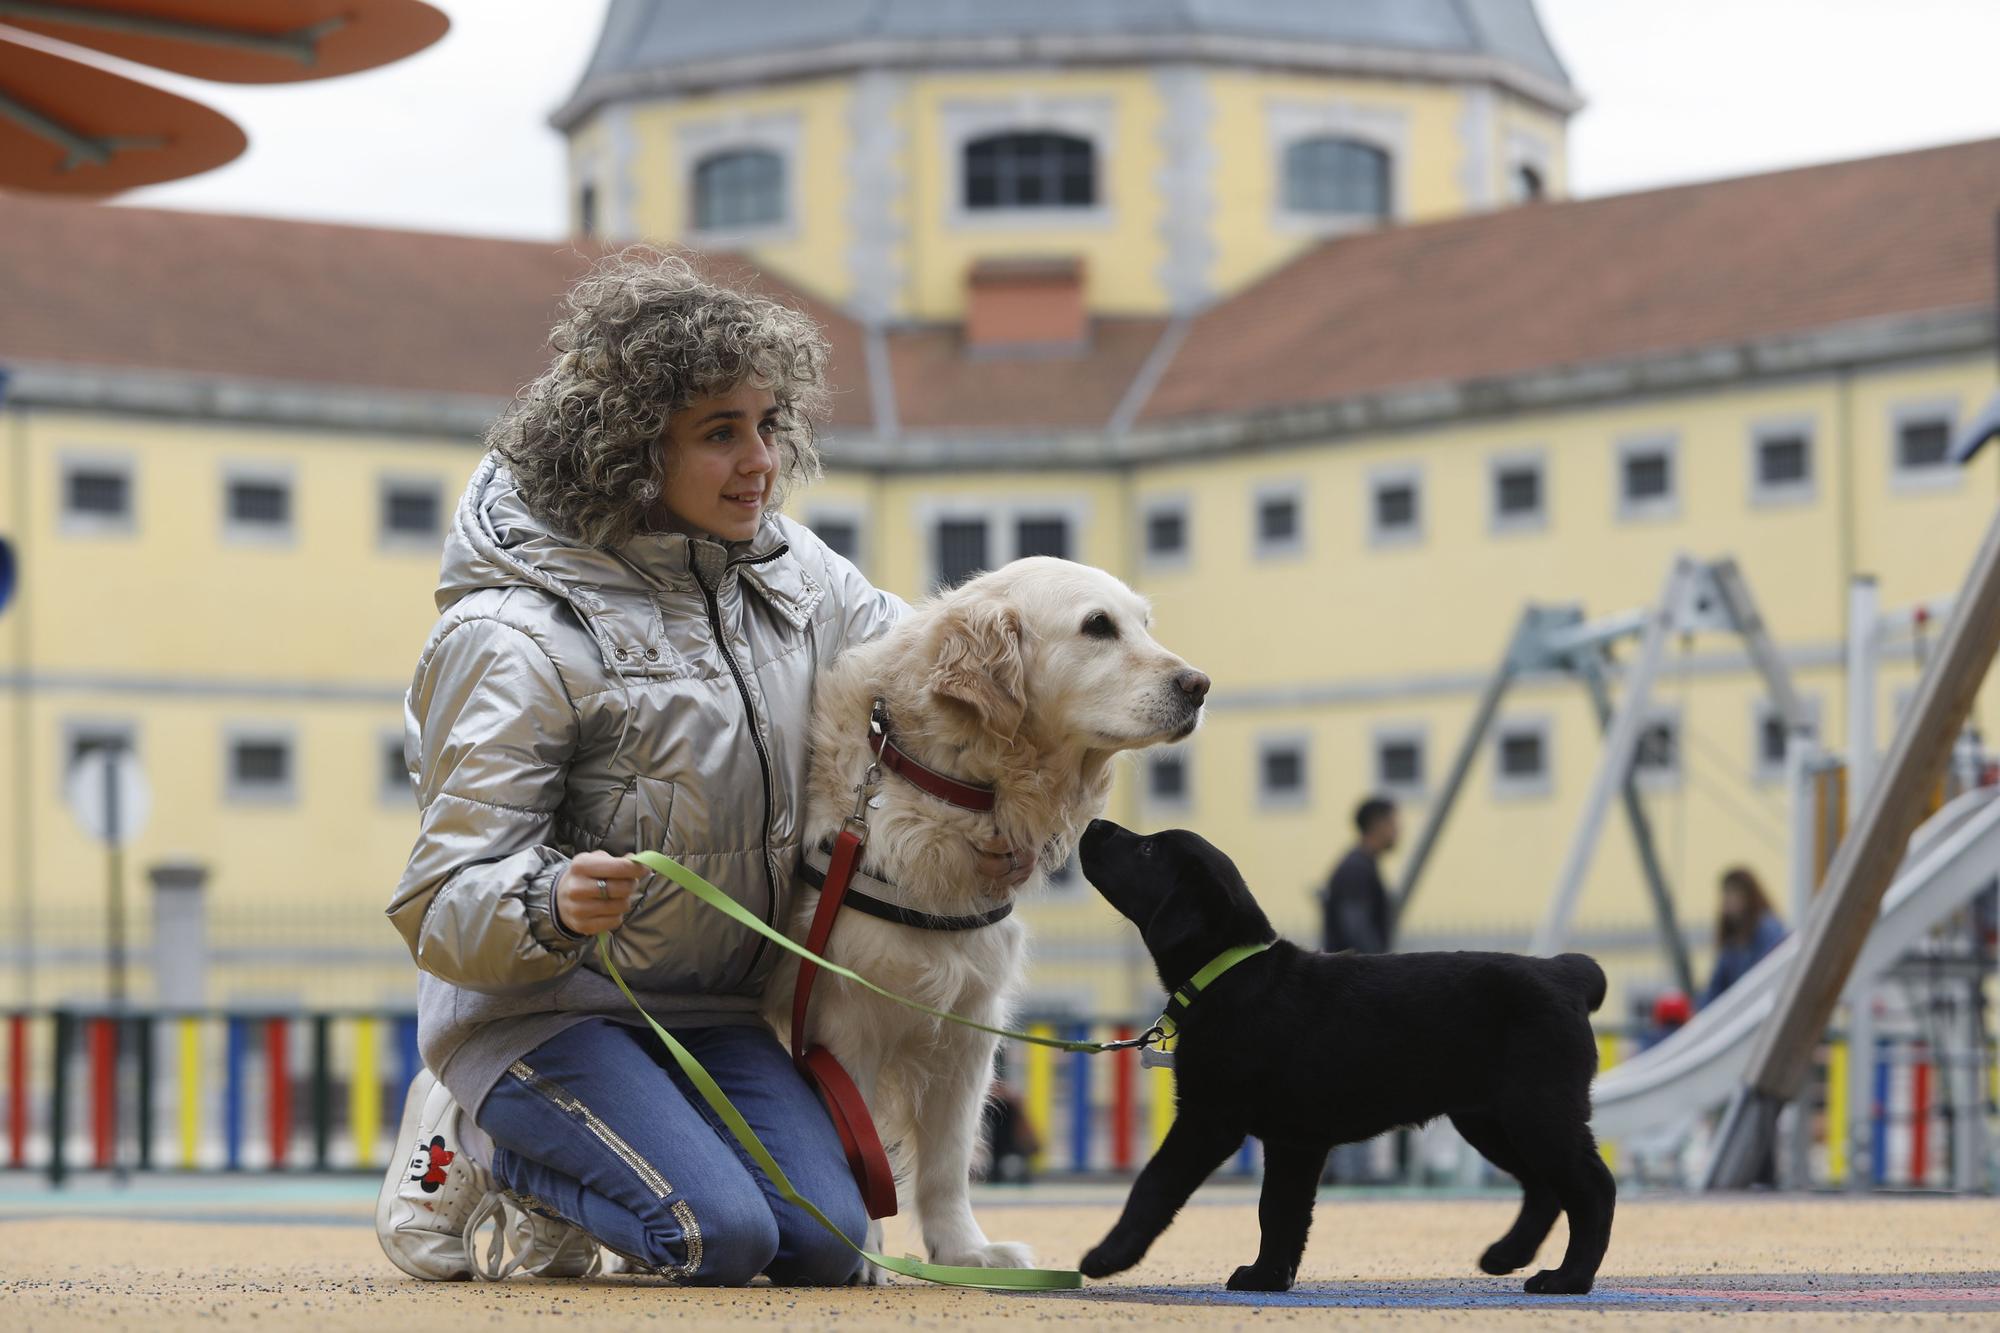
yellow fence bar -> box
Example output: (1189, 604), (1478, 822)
(1826, 1039), (1849, 1185)
(1023, 1025), (1054, 1172)
(351, 1018), (381, 1167)
(177, 1017), (200, 1169)
(1595, 1032), (1620, 1171)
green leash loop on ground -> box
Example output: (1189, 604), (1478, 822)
(595, 932), (1082, 1290)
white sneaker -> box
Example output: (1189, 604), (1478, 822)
(376, 1068), (490, 1280)
(465, 1190), (604, 1281)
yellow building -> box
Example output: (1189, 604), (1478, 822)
(3, 1), (1998, 1027)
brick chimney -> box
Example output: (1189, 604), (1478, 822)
(965, 256), (1086, 353)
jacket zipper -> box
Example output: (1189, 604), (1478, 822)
(699, 545), (787, 986)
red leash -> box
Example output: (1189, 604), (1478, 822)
(788, 699), (1003, 1222)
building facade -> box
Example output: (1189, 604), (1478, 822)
(3, 1), (1997, 1023)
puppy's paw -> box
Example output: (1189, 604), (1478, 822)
(1226, 1263), (1296, 1292)
(1079, 1233), (1144, 1280)
(1479, 1241), (1530, 1275)
(933, 1240), (1036, 1270)
(1523, 1268), (1593, 1295)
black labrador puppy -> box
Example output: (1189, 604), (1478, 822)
(1076, 819), (1615, 1294)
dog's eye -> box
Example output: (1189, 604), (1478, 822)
(1137, 840), (1153, 858)
(1082, 612), (1118, 640)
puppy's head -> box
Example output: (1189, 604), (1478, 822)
(928, 558), (1208, 749)
(1079, 818), (1274, 990)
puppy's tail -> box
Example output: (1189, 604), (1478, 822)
(1552, 952), (1607, 1013)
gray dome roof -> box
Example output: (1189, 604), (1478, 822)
(554, 0), (1575, 130)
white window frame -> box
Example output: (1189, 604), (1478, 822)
(940, 97), (1116, 231)
(1493, 714), (1553, 801)
(1252, 480), (1306, 562)
(1615, 432), (1680, 523)
(1139, 492), (1191, 572)
(1371, 723), (1427, 803)
(1143, 742), (1194, 813)
(1367, 464), (1424, 549)
(1889, 398), (1963, 494)
(1748, 416), (1817, 507)
(58, 449), (138, 538)
(221, 460), (296, 547)
(802, 502), (868, 576)
(378, 726), (413, 806)
(1256, 733), (1311, 811)
(679, 111), (801, 247)
(1488, 448), (1547, 535)
(1752, 694), (1823, 785)
(1631, 703), (1683, 794)
(1267, 99), (1410, 237)
(224, 723), (298, 806)
(378, 473), (444, 552)
(918, 497), (1091, 592)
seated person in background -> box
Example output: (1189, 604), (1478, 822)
(1700, 867), (1787, 1008)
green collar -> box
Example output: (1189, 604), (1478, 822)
(1156, 941), (1271, 1039)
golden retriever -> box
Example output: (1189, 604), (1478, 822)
(766, 557), (1209, 1271)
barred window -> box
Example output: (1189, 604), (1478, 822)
(693, 149), (784, 231)
(1284, 137), (1390, 218)
(964, 132), (1094, 210)
(1015, 516), (1070, 560)
(936, 519), (988, 590)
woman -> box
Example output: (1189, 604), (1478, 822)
(1700, 866), (1787, 1009)
(377, 252), (1027, 1285)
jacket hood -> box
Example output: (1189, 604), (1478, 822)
(436, 453), (826, 675)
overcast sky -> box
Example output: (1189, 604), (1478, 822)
(98, 0), (2000, 240)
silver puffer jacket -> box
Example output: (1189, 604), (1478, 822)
(388, 454), (904, 1114)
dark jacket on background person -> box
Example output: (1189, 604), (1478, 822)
(1320, 848), (1390, 954)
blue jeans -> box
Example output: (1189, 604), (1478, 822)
(476, 1017), (867, 1286)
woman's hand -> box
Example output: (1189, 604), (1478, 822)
(556, 850), (646, 936)
(973, 833), (1036, 891)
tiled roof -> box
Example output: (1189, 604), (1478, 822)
(1140, 136), (2000, 426)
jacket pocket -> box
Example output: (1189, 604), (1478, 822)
(635, 775), (678, 853)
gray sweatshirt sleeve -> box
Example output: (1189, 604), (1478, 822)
(387, 615), (588, 992)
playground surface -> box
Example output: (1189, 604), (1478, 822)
(2, 1177), (1997, 1329)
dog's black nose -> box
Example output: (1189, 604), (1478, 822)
(1176, 669), (1211, 704)
(1081, 818), (1115, 854)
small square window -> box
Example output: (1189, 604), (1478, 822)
(812, 518), (860, 563)
(1754, 698), (1821, 782)
(65, 722), (136, 775)
(1145, 506), (1186, 560)
(1256, 732), (1304, 804)
(1898, 419), (1950, 472)
(381, 482), (440, 542)
(935, 519), (988, 590)
(1498, 468), (1539, 515)
(380, 733), (413, 804)
(1016, 516), (1070, 560)
(1758, 436), (1809, 486)
(225, 468), (295, 544)
(1369, 470), (1422, 547)
(60, 455), (136, 535)
(1617, 435), (1679, 520)
(230, 481), (290, 526)
(1147, 751), (1188, 805)
(1254, 486), (1304, 559)
(1374, 731), (1424, 799)
(227, 730), (296, 804)
(1495, 718), (1552, 799)
(1631, 712), (1681, 791)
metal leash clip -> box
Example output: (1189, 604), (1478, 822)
(845, 761), (882, 843)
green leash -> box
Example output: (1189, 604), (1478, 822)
(605, 849), (1270, 1290)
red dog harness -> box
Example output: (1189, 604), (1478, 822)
(789, 699), (1000, 1220)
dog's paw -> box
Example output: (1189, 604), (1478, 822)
(1523, 1268), (1594, 1295)
(1479, 1241), (1530, 1275)
(1225, 1263), (1296, 1292)
(933, 1240), (1036, 1270)
(1079, 1234), (1143, 1279)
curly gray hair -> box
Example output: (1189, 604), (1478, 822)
(492, 247), (830, 547)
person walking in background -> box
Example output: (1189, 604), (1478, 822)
(1700, 866), (1787, 1009)
(1320, 796), (1399, 955)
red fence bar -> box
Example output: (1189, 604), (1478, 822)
(1110, 1025), (1134, 1172)
(8, 1014), (26, 1168)
(266, 1018), (290, 1169)
(88, 1018), (115, 1169)
(1910, 1041), (1931, 1187)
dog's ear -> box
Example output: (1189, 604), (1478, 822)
(927, 600), (1026, 740)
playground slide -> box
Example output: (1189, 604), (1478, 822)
(1590, 785), (2000, 1140)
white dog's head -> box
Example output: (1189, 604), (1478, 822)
(923, 557), (1209, 752)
